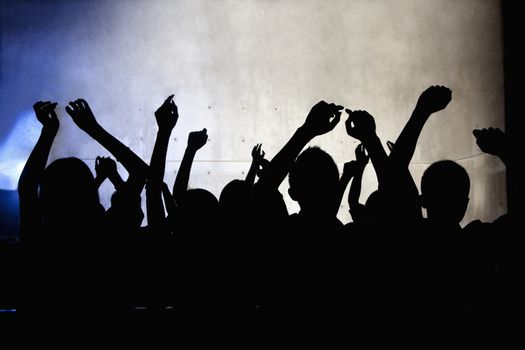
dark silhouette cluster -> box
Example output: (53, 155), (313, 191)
(1, 87), (513, 321)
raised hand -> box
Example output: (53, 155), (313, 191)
(257, 158), (270, 179)
(155, 94), (178, 131)
(95, 156), (118, 180)
(301, 101), (343, 138)
(33, 101), (59, 133)
(252, 143), (265, 164)
(65, 99), (99, 132)
(187, 128), (208, 152)
(415, 85), (452, 115)
(345, 109), (376, 143)
(173, 128), (208, 202)
(473, 127), (508, 159)
(246, 143), (266, 185)
(355, 143), (369, 168)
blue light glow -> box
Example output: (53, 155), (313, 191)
(0, 111), (41, 190)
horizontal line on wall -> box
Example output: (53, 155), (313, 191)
(407, 152), (486, 165)
(77, 152), (487, 165)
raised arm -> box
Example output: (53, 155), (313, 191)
(65, 99), (149, 187)
(18, 101), (59, 238)
(161, 182), (178, 233)
(257, 101), (343, 190)
(94, 157), (108, 189)
(245, 143), (265, 186)
(146, 95), (178, 230)
(348, 144), (369, 222)
(172, 128), (208, 203)
(389, 86), (452, 170)
(345, 109), (389, 188)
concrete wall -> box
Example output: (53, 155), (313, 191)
(0, 0), (506, 228)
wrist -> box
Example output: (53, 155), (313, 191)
(356, 163), (367, 171)
(296, 126), (315, 142)
(362, 134), (380, 147)
(185, 147), (198, 156)
(413, 105), (432, 120)
(41, 126), (58, 136)
(341, 172), (352, 182)
(157, 128), (172, 138)
(83, 122), (103, 136)
(95, 174), (107, 182)
(109, 175), (124, 189)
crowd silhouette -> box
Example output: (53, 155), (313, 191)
(0, 86), (514, 319)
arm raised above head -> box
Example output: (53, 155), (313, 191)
(18, 101), (60, 238)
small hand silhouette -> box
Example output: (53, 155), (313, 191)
(33, 101), (59, 133)
(415, 85), (452, 114)
(155, 94), (178, 131)
(65, 99), (99, 132)
(345, 109), (376, 142)
(473, 127), (507, 158)
(302, 101), (343, 138)
(95, 156), (118, 180)
(252, 143), (265, 164)
(188, 128), (208, 151)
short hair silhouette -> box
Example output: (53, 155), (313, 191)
(178, 188), (219, 230)
(288, 146), (339, 213)
(420, 160), (470, 226)
(219, 179), (250, 217)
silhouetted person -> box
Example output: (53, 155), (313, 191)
(64, 98), (153, 311)
(417, 125), (510, 315)
(464, 127), (512, 315)
(250, 100), (351, 312)
(18, 101), (105, 314)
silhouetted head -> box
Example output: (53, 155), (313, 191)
(219, 179), (250, 220)
(39, 157), (103, 230)
(288, 147), (339, 216)
(178, 188), (219, 232)
(421, 160), (470, 227)
(107, 190), (144, 231)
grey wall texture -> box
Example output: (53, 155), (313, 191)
(0, 0), (506, 227)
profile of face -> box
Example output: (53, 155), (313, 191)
(420, 160), (470, 227)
